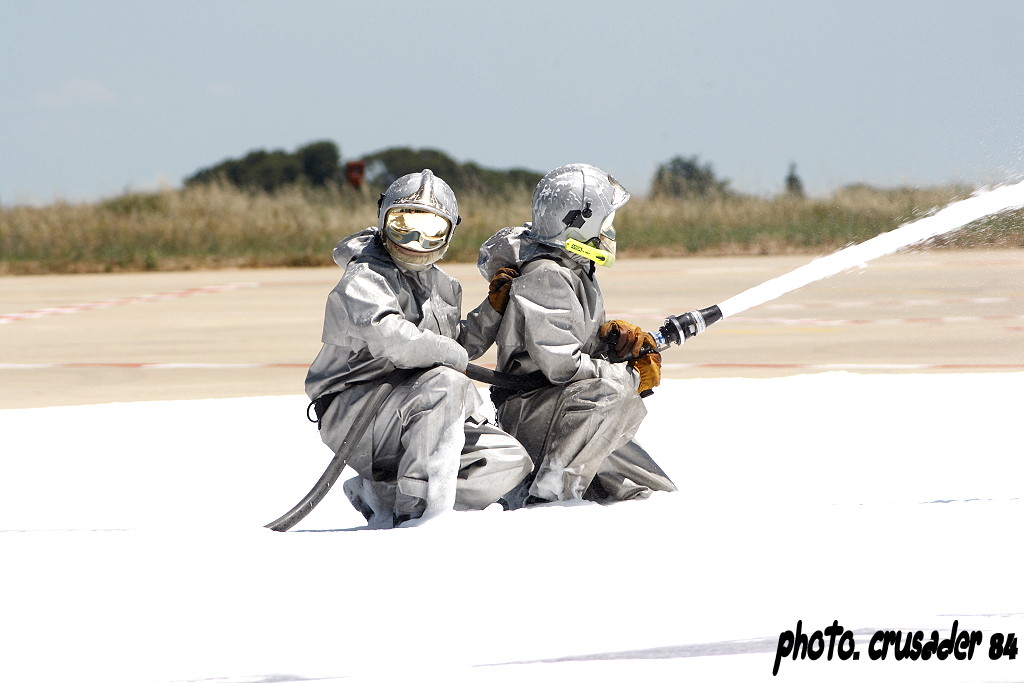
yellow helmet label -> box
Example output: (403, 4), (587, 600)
(565, 238), (616, 267)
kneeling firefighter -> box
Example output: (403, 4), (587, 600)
(478, 163), (678, 507)
(304, 169), (532, 528)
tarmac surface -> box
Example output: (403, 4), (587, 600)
(2, 249), (1022, 409)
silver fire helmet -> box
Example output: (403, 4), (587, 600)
(377, 169), (460, 271)
(528, 163), (630, 267)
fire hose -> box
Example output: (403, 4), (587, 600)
(465, 305), (724, 396)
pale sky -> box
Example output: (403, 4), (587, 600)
(2, 0), (1022, 205)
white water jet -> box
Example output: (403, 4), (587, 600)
(716, 180), (1024, 319)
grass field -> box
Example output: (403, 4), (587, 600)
(1, 182), (1021, 275)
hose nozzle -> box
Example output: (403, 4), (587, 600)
(652, 305), (723, 350)
(604, 304), (723, 364)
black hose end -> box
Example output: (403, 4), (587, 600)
(699, 305), (723, 328)
(660, 304), (723, 345)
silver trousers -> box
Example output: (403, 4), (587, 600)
(318, 366), (532, 527)
(496, 375), (677, 505)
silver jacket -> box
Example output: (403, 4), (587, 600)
(477, 224), (636, 388)
(306, 227), (502, 400)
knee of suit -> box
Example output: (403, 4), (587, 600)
(416, 364), (477, 395)
(402, 365), (485, 424)
(562, 374), (640, 408)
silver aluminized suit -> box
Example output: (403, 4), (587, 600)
(477, 225), (677, 505)
(305, 227), (532, 527)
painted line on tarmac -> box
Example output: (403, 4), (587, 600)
(607, 310), (1024, 328)
(725, 313), (1024, 327)
(0, 282), (259, 325)
(761, 295), (1022, 310)
(662, 362), (1024, 371)
(608, 296), (1023, 318)
(2, 362), (1023, 372)
(0, 362), (306, 369)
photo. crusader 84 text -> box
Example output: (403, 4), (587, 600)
(773, 620), (1018, 675)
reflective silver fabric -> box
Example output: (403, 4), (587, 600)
(528, 163), (630, 247)
(306, 228), (531, 525)
(326, 366), (532, 527)
(307, 228), (499, 398)
(478, 226), (677, 504)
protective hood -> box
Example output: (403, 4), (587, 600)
(477, 224), (581, 281)
(332, 227), (390, 269)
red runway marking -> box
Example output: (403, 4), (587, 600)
(2, 362), (1021, 377)
(0, 362), (308, 370)
(0, 282), (259, 325)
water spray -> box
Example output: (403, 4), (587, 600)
(606, 179), (1024, 366)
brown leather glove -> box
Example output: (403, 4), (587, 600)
(599, 320), (651, 360)
(631, 351), (662, 394)
(488, 267), (519, 314)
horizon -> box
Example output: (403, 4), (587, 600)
(1, 139), (995, 209)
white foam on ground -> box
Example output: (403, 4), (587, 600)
(1, 373), (1021, 682)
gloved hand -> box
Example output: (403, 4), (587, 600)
(488, 267), (519, 314)
(599, 320), (654, 360)
(631, 351), (662, 394)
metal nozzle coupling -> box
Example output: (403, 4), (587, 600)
(657, 305), (723, 348)
(606, 305), (723, 364)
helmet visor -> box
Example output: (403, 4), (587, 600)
(384, 208), (452, 252)
(596, 210), (617, 264)
(600, 210), (616, 242)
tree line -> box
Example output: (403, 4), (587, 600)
(185, 139), (805, 199)
(184, 140), (544, 197)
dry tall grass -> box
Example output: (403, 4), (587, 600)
(1, 182), (1020, 275)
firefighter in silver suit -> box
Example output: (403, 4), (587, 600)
(305, 170), (532, 528)
(478, 163), (677, 507)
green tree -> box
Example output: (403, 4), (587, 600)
(362, 147), (466, 188)
(185, 140), (339, 192)
(785, 162), (805, 198)
(186, 141), (541, 196)
(361, 147), (542, 195)
(297, 140), (341, 186)
(651, 155), (731, 199)
(245, 150), (302, 193)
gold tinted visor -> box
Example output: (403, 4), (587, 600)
(384, 208), (452, 252)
